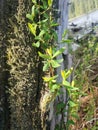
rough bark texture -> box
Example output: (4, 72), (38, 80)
(0, 0), (10, 129)
(0, 0), (43, 130)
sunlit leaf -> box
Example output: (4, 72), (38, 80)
(38, 52), (50, 59)
(48, 0), (53, 7)
(39, 30), (45, 37)
(51, 60), (60, 68)
(61, 70), (65, 79)
(46, 47), (52, 56)
(51, 84), (60, 92)
(26, 14), (33, 21)
(64, 67), (73, 78)
(71, 87), (79, 91)
(61, 39), (72, 44)
(28, 23), (37, 36)
(32, 0), (36, 4)
(43, 75), (58, 82)
(31, 5), (35, 19)
(32, 41), (40, 48)
(63, 80), (70, 86)
(52, 47), (65, 58)
(61, 68), (73, 80)
(43, 63), (49, 71)
(38, 19), (48, 24)
(69, 100), (76, 107)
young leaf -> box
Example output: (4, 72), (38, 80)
(39, 30), (45, 37)
(31, 5), (35, 19)
(61, 39), (72, 44)
(50, 84), (60, 92)
(64, 67), (73, 78)
(32, 41), (40, 48)
(28, 23), (37, 36)
(71, 80), (74, 87)
(52, 47), (65, 58)
(61, 68), (73, 80)
(38, 52), (50, 59)
(48, 0), (53, 7)
(32, 0), (36, 4)
(51, 60), (60, 68)
(46, 47), (52, 57)
(61, 70), (66, 80)
(43, 63), (49, 71)
(63, 80), (70, 86)
(69, 100), (76, 107)
(26, 14), (33, 21)
(43, 75), (58, 82)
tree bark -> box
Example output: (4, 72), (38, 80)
(0, 0), (44, 129)
(50, 0), (72, 130)
(0, 0), (71, 130)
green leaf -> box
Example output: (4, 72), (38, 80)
(51, 84), (60, 92)
(52, 47), (65, 58)
(62, 30), (68, 38)
(38, 52), (50, 59)
(51, 23), (59, 27)
(38, 19), (48, 24)
(39, 30), (45, 37)
(48, 0), (53, 7)
(63, 81), (77, 90)
(69, 100), (76, 107)
(51, 60), (60, 68)
(43, 75), (58, 82)
(63, 80), (70, 86)
(56, 59), (63, 63)
(71, 87), (79, 91)
(43, 63), (49, 71)
(67, 120), (75, 125)
(28, 23), (37, 36)
(35, 30), (45, 41)
(42, 0), (48, 9)
(52, 31), (58, 41)
(71, 113), (79, 119)
(26, 14), (33, 21)
(31, 5), (35, 19)
(61, 39), (72, 44)
(46, 47), (52, 57)
(32, 0), (36, 4)
(61, 68), (73, 80)
(32, 41), (40, 48)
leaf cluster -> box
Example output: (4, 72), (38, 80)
(27, 0), (78, 129)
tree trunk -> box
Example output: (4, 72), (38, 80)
(0, 0), (44, 129)
(50, 0), (72, 130)
(0, 0), (10, 129)
(0, 0), (71, 130)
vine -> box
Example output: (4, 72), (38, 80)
(27, 0), (78, 129)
